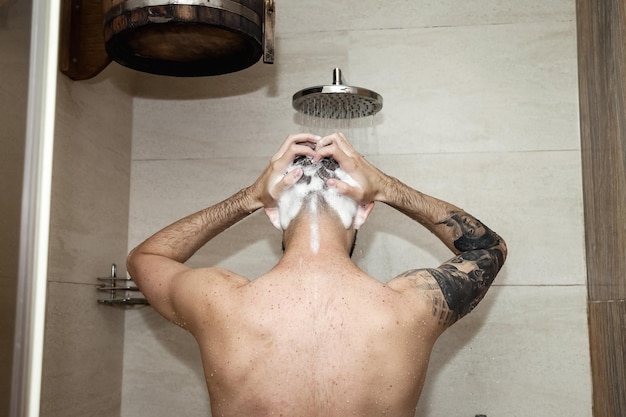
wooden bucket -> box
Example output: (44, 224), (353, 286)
(102, 0), (269, 76)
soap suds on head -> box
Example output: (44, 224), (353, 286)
(276, 155), (361, 231)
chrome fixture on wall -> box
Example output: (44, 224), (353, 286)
(97, 264), (148, 306)
(292, 68), (383, 119)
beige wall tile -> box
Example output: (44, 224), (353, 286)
(121, 308), (210, 417)
(276, 0), (575, 33)
(128, 157), (281, 277)
(348, 21), (579, 154)
(418, 285), (592, 416)
(48, 66), (134, 284)
(41, 282), (126, 417)
(357, 151), (585, 286)
(41, 64), (134, 417)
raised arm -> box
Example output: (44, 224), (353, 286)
(379, 178), (507, 325)
(315, 133), (507, 327)
(126, 133), (320, 325)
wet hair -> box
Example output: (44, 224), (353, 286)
(291, 155), (341, 185)
(276, 155), (360, 230)
(278, 155), (361, 256)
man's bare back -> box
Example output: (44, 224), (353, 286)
(128, 133), (506, 417)
(181, 262), (440, 417)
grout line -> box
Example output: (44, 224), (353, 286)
(48, 280), (105, 286)
(306, 18), (577, 34)
(131, 148), (582, 162)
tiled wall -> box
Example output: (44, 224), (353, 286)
(0, 1), (30, 414)
(124, 1), (591, 416)
(40, 64), (134, 417)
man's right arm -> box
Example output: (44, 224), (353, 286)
(315, 132), (507, 327)
(126, 133), (320, 328)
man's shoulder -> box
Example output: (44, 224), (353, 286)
(186, 267), (250, 289)
(173, 268), (250, 333)
(386, 269), (437, 293)
(385, 269), (457, 328)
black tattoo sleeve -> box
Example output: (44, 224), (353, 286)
(427, 211), (507, 321)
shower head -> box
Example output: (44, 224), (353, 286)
(292, 68), (383, 119)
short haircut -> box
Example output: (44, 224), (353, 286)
(276, 155), (359, 231)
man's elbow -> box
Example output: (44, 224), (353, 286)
(126, 247), (141, 282)
(498, 237), (508, 264)
(493, 234), (508, 269)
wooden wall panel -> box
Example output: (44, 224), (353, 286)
(588, 302), (626, 417)
(577, 0), (626, 302)
(576, 0), (626, 416)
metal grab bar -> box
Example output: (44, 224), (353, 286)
(97, 264), (149, 306)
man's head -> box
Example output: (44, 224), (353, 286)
(264, 155), (371, 232)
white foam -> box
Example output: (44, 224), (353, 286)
(276, 158), (361, 230)
(308, 198), (320, 253)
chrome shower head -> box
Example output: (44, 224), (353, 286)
(292, 68), (383, 119)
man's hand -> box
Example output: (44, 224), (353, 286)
(248, 133), (321, 209)
(313, 132), (390, 205)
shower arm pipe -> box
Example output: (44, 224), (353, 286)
(10, 1), (61, 417)
(332, 67), (344, 85)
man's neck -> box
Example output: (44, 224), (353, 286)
(279, 212), (355, 267)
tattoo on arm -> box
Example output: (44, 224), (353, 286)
(395, 270), (454, 326)
(401, 210), (507, 325)
(430, 211), (507, 320)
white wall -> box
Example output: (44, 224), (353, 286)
(124, 1), (591, 416)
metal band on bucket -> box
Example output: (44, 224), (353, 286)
(104, 0), (262, 26)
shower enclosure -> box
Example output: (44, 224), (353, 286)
(3, 1), (60, 416)
(5, 0), (624, 416)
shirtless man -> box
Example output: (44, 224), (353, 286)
(127, 132), (507, 417)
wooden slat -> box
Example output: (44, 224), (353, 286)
(263, 0), (275, 63)
(59, 0), (111, 80)
(576, 0), (626, 303)
(588, 302), (626, 417)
